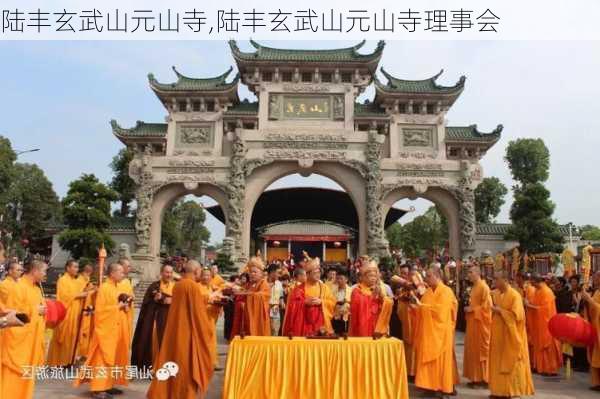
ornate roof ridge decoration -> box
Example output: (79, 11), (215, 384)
(229, 39), (385, 66)
(147, 66), (240, 92)
(477, 222), (574, 236)
(110, 119), (168, 138)
(376, 67), (466, 94)
(446, 124), (503, 143)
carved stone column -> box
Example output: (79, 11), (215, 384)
(225, 125), (248, 267)
(457, 161), (477, 258)
(365, 129), (390, 260)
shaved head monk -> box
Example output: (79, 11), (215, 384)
(489, 270), (534, 397)
(147, 260), (217, 399)
(1, 259), (47, 399)
(463, 266), (492, 387)
(281, 255), (335, 336)
(411, 266), (459, 398)
(74, 262), (130, 398)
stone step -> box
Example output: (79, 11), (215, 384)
(133, 281), (153, 308)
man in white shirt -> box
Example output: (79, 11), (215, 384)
(267, 263), (284, 336)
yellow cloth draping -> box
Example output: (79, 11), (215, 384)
(222, 336), (408, 399)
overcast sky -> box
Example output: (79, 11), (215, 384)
(2, 40), (599, 244)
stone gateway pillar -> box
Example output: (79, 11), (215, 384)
(365, 129), (389, 260)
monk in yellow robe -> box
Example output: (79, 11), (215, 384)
(1, 259), (47, 399)
(0, 260), (22, 308)
(581, 272), (600, 390)
(463, 266), (492, 387)
(0, 307), (26, 396)
(74, 263), (131, 398)
(349, 260), (393, 336)
(210, 264), (226, 291)
(77, 262), (96, 359)
(489, 270), (534, 397)
(47, 260), (92, 366)
(147, 260), (217, 399)
(411, 266), (459, 396)
(525, 275), (562, 375)
(282, 256), (335, 336)
(198, 266), (225, 368)
(516, 272), (537, 369)
(230, 256), (271, 338)
(117, 257), (135, 345)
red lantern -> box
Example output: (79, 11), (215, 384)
(45, 299), (66, 329)
(333, 241), (341, 248)
(549, 313), (596, 348)
(273, 241), (281, 247)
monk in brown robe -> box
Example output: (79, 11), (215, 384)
(411, 266), (459, 397)
(131, 264), (175, 370)
(282, 256), (335, 336)
(463, 266), (492, 387)
(230, 256), (271, 338)
(525, 275), (562, 376)
(147, 260), (218, 399)
(1, 259), (47, 399)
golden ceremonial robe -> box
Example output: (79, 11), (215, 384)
(463, 279), (492, 383)
(1, 277), (46, 399)
(397, 300), (417, 376)
(414, 282), (459, 394)
(147, 277), (215, 399)
(47, 273), (87, 366)
(489, 286), (534, 397)
(530, 282), (562, 374)
(74, 280), (129, 391)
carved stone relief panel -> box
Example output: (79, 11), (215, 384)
(398, 124), (438, 154)
(175, 123), (214, 148)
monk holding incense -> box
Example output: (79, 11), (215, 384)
(230, 256), (270, 338)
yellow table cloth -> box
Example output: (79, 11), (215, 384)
(223, 336), (408, 399)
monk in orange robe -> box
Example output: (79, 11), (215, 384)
(147, 260), (218, 399)
(74, 263), (131, 398)
(1, 260), (47, 399)
(412, 266), (459, 397)
(230, 256), (271, 338)
(0, 308), (26, 396)
(349, 260), (393, 336)
(117, 258), (135, 346)
(77, 262), (96, 359)
(47, 259), (92, 366)
(210, 265), (226, 291)
(198, 266), (225, 368)
(581, 272), (600, 390)
(515, 272), (537, 369)
(282, 256), (335, 336)
(0, 261), (22, 308)
(489, 270), (534, 397)
(525, 275), (562, 375)
(463, 266), (492, 387)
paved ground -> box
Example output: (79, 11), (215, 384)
(33, 312), (598, 398)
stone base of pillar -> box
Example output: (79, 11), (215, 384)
(368, 238), (390, 262)
(132, 253), (159, 282)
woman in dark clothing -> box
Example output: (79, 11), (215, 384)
(569, 275), (589, 372)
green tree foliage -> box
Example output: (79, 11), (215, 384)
(4, 163), (61, 246)
(214, 251), (236, 273)
(505, 138), (563, 253)
(0, 136), (17, 210)
(385, 206), (448, 259)
(160, 200), (211, 257)
(504, 138), (550, 184)
(580, 225), (600, 241)
(474, 177), (508, 223)
(58, 174), (118, 259)
(109, 148), (136, 217)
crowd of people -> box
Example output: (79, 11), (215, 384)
(0, 251), (599, 399)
